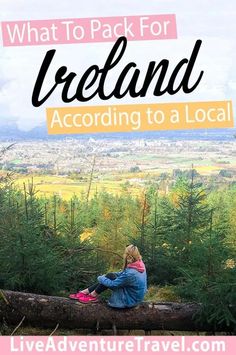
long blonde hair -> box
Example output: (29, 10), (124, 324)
(123, 244), (142, 269)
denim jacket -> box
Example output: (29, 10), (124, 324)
(97, 262), (147, 308)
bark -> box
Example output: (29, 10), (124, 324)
(0, 290), (232, 332)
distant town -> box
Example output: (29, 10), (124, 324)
(0, 137), (236, 176)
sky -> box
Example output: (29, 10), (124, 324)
(0, 0), (235, 131)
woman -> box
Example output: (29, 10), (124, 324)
(69, 244), (147, 308)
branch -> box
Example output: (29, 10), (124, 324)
(11, 316), (25, 336)
(49, 323), (59, 336)
(0, 290), (10, 305)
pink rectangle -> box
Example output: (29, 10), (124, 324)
(1, 15), (177, 47)
(0, 336), (236, 355)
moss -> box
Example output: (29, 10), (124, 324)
(145, 285), (181, 302)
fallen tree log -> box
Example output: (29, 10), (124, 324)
(0, 290), (232, 332)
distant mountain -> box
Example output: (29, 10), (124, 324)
(0, 121), (235, 141)
(0, 122), (48, 140)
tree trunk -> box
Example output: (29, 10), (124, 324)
(0, 290), (231, 332)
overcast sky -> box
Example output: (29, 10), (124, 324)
(0, 0), (235, 130)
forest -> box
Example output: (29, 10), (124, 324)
(0, 168), (236, 332)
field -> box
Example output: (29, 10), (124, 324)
(15, 174), (142, 200)
(14, 165), (223, 200)
(2, 138), (236, 200)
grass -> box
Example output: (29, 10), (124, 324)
(145, 285), (181, 303)
(14, 175), (141, 200)
(12, 163), (224, 200)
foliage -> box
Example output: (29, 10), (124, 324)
(0, 168), (236, 330)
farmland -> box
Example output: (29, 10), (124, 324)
(0, 137), (235, 199)
(14, 165), (234, 200)
(14, 174), (141, 199)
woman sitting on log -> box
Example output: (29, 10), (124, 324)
(69, 244), (147, 307)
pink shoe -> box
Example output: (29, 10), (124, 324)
(69, 291), (87, 300)
(78, 294), (99, 304)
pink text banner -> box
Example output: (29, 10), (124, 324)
(1, 15), (177, 47)
(1, 336), (236, 355)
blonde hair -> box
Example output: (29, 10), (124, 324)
(123, 244), (141, 269)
